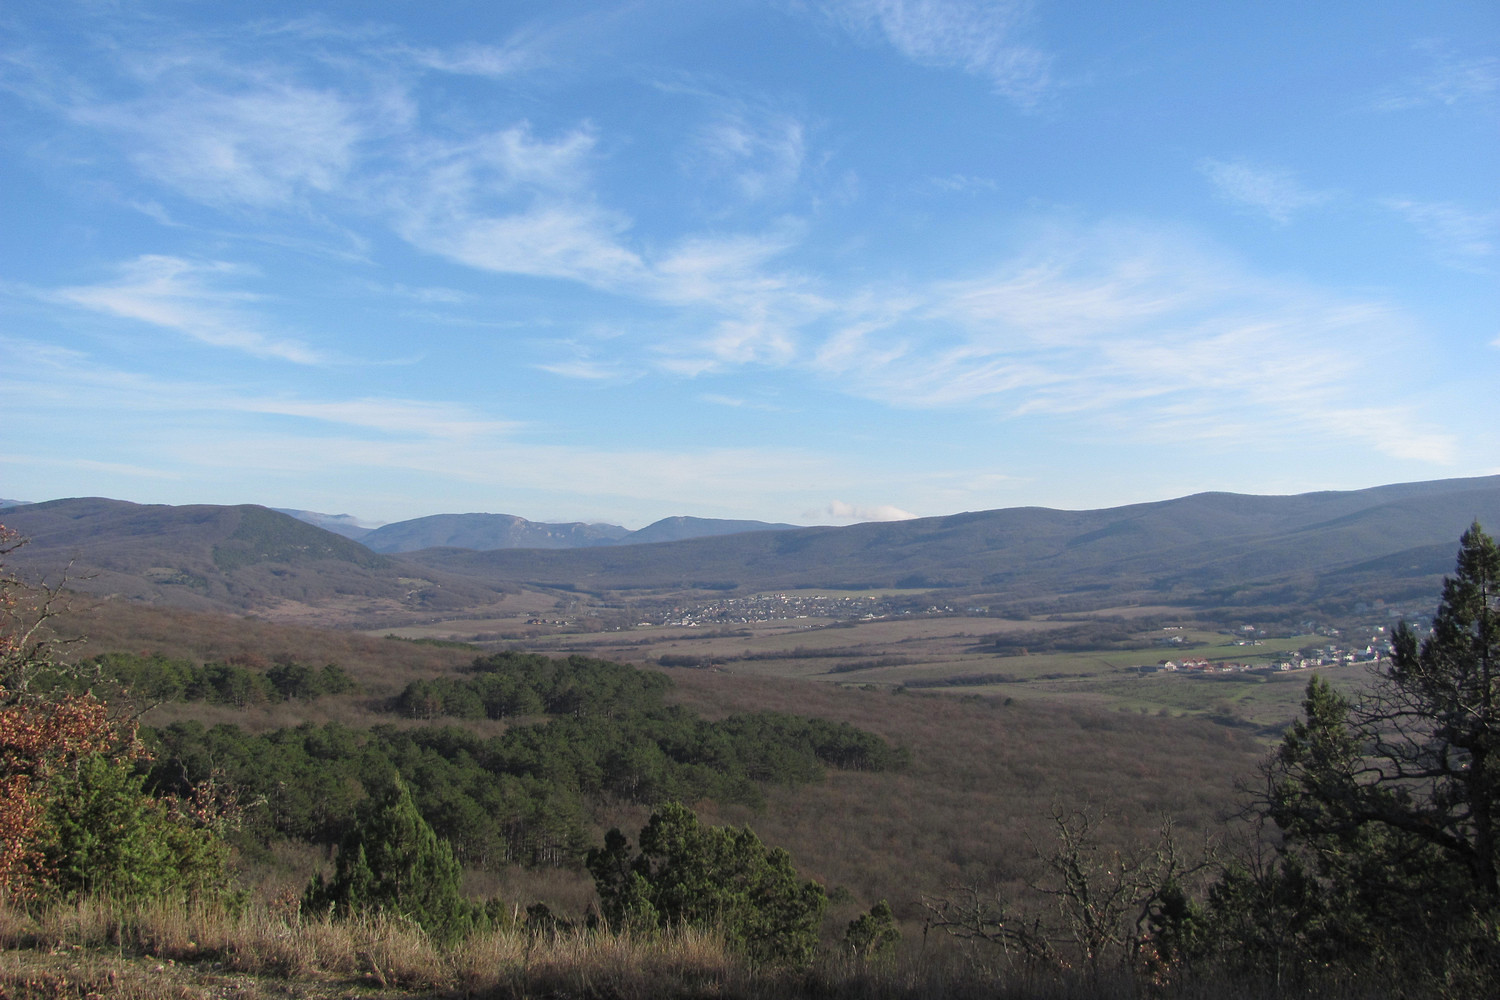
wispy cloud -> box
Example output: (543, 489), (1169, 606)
(233, 396), (518, 439)
(52, 256), (325, 363)
(534, 359), (630, 381)
(1383, 199), (1497, 271)
(2, 337), (509, 439)
(3, 339), (856, 517)
(926, 173), (998, 194)
(399, 39), (548, 78)
(823, 0), (1053, 108)
(70, 72), (375, 210)
(1373, 43), (1498, 112)
(1199, 158), (1331, 224)
(691, 106), (807, 203)
(804, 221), (1453, 463)
(390, 125), (651, 289)
(698, 393), (783, 411)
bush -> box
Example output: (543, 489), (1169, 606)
(40, 754), (228, 902)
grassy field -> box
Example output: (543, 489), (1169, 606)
(373, 602), (1380, 732)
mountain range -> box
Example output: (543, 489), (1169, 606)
(398, 476), (1500, 611)
(4, 476), (1498, 623)
(273, 509), (800, 552)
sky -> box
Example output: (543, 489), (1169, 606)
(2, 1), (1496, 530)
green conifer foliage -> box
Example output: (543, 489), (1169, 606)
(303, 776), (474, 942)
(41, 753), (229, 902)
(588, 802), (827, 966)
(844, 899), (901, 959)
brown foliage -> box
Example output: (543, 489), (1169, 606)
(0, 525), (142, 899)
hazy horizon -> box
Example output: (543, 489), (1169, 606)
(4, 2), (1496, 528)
(7, 471), (1500, 535)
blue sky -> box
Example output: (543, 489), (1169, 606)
(2, 1), (1496, 529)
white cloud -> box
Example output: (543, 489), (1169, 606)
(534, 359), (629, 381)
(1373, 45), (1499, 111)
(401, 202), (646, 287)
(822, 500), (918, 522)
(692, 108), (806, 202)
(389, 126), (652, 289)
(927, 173), (998, 194)
(1199, 158), (1331, 224)
(1, 339), (512, 439)
(400, 40), (547, 78)
(698, 394), (783, 411)
(233, 397), (518, 439)
(5, 350), (848, 511)
(53, 256), (325, 363)
(1384, 199), (1497, 270)
(804, 222), (1454, 463)
(824, 0), (1053, 108)
(72, 75), (372, 210)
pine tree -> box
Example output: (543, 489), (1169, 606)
(588, 802), (827, 966)
(1241, 523), (1500, 984)
(304, 776), (474, 941)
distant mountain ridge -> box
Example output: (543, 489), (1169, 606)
(622, 516), (799, 546)
(401, 476), (1500, 613)
(5, 476), (1499, 621)
(273, 508), (378, 541)
(359, 512), (631, 553)
(282, 509), (800, 553)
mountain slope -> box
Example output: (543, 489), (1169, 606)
(621, 516), (799, 546)
(360, 512), (630, 553)
(1, 499), (507, 623)
(402, 477), (1500, 611)
(5, 477), (1497, 620)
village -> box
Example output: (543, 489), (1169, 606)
(1141, 624), (1393, 676)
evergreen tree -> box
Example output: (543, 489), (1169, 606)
(304, 776), (475, 942)
(588, 802), (827, 966)
(40, 754), (228, 902)
(845, 899), (901, 959)
(1230, 524), (1500, 986)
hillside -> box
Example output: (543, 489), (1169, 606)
(1, 498), (509, 625)
(623, 515), (799, 545)
(403, 476), (1500, 612)
(6, 477), (1498, 622)
(356, 511), (796, 553)
(360, 512), (631, 553)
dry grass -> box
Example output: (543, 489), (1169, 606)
(0, 896), (1423, 1000)
(0, 897), (746, 998)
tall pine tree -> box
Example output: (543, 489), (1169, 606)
(304, 776), (474, 941)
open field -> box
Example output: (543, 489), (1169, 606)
(374, 603), (1386, 732)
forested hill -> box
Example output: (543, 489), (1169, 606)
(352, 512), (798, 553)
(5, 477), (1499, 618)
(1, 498), (507, 621)
(360, 512), (632, 553)
(403, 476), (1500, 610)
